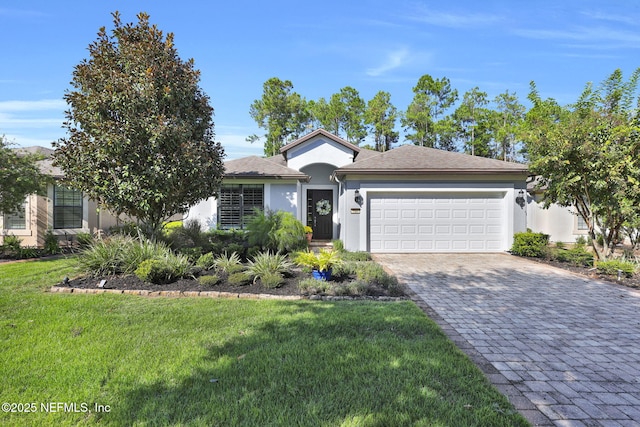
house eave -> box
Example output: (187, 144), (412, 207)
(334, 168), (529, 179)
(224, 173), (310, 182)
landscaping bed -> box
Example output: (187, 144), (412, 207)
(56, 266), (407, 299)
(528, 256), (640, 289)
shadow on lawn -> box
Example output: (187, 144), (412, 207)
(102, 300), (527, 426)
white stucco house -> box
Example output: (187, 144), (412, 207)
(526, 177), (589, 243)
(189, 129), (531, 253)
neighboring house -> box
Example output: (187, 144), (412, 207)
(526, 177), (589, 243)
(0, 147), (127, 247)
(189, 129), (530, 253)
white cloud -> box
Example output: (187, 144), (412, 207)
(366, 48), (411, 77)
(408, 8), (502, 28)
(0, 99), (66, 112)
(217, 132), (264, 160)
(513, 25), (640, 48)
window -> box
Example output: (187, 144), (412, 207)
(4, 203), (27, 230)
(577, 215), (588, 231)
(218, 184), (263, 229)
(54, 185), (83, 229)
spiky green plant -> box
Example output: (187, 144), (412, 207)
(213, 251), (244, 273)
(246, 251), (292, 285)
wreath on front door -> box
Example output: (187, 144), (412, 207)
(315, 199), (331, 216)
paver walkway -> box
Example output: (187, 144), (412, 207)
(375, 253), (640, 427)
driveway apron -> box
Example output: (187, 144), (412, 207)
(375, 253), (640, 427)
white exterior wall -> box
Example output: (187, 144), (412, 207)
(187, 181), (300, 230)
(526, 195), (586, 243)
(286, 137), (355, 170)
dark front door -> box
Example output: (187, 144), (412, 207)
(307, 189), (333, 240)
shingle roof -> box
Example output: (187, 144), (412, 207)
(335, 144), (528, 176)
(224, 156), (309, 181)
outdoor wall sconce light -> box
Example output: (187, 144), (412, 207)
(515, 189), (526, 208)
(354, 189), (363, 205)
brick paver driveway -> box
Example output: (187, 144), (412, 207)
(375, 253), (640, 427)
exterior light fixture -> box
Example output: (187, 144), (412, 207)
(515, 189), (526, 208)
(354, 189), (363, 205)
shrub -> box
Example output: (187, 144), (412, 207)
(341, 251), (372, 262)
(297, 277), (331, 295)
(18, 246), (41, 259)
(196, 252), (216, 270)
(246, 251), (292, 284)
(575, 235), (588, 246)
(76, 232), (94, 248)
(43, 229), (60, 255)
(163, 253), (194, 279)
(162, 219), (205, 250)
(555, 241), (565, 249)
(246, 209), (306, 253)
(177, 246), (203, 262)
(135, 259), (174, 284)
(134, 253), (193, 284)
(77, 235), (133, 276)
(198, 274), (220, 286)
(347, 280), (368, 296)
(596, 259), (636, 278)
(213, 252), (244, 273)
(2, 235), (22, 256)
(331, 239), (345, 252)
(77, 235), (174, 277)
(227, 271), (251, 286)
(293, 249), (342, 272)
(205, 229), (249, 256)
(274, 211), (306, 252)
(510, 231), (549, 258)
(555, 246), (594, 267)
(122, 238), (173, 274)
(259, 271), (285, 289)
(354, 262), (397, 289)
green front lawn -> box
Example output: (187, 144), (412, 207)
(0, 257), (528, 426)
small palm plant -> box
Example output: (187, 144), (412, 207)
(246, 251), (292, 287)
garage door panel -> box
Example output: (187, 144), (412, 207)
(369, 194), (506, 253)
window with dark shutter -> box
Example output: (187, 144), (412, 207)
(218, 184), (263, 229)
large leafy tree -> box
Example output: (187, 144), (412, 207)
(364, 91), (398, 151)
(524, 69), (640, 259)
(0, 136), (50, 214)
(53, 12), (225, 239)
(402, 74), (458, 148)
(248, 77), (311, 156)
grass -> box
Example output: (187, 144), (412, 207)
(0, 257), (528, 426)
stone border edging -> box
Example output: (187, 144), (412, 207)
(49, 286), (407, 302)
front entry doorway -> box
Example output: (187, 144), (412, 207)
(307, 189), (333, 240)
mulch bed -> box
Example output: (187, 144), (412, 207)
(56, 268), (407, 299)
(525, 257), (640, 289)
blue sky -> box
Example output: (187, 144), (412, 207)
(1, 0), (639, 159)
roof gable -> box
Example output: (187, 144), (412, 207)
(280, 129), (360, 158)
(335, 144), (528, 176)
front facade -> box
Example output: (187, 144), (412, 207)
(190, 129), (530, 253)
(0, 149), (129, 248)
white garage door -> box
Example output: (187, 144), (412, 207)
(369, 193), (506, 253)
